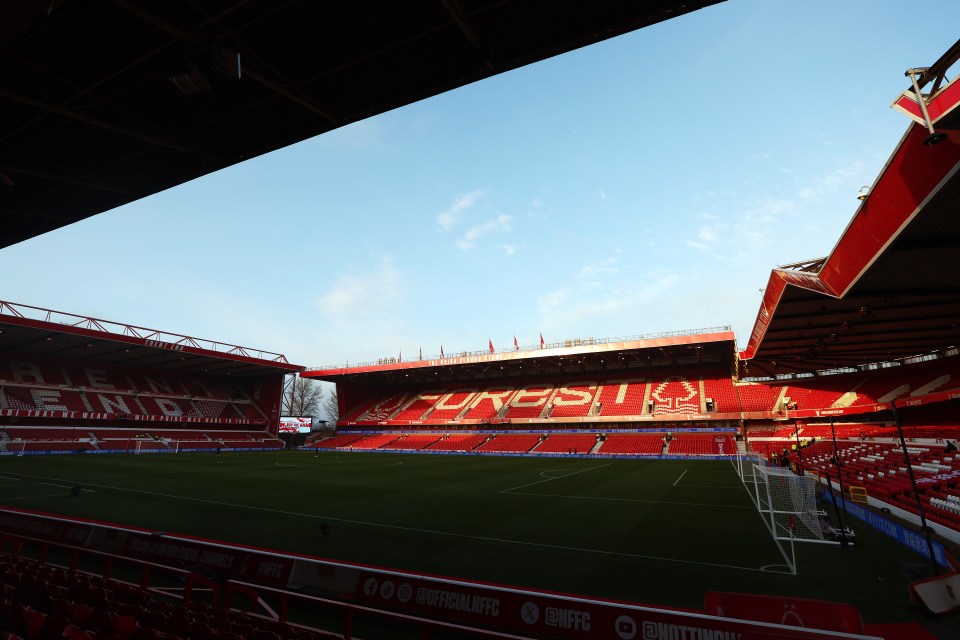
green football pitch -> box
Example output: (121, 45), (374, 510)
(0, 451), (930, 622)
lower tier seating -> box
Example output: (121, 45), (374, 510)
(0, 553), (338, 640)
(474, 434), (541, 453)
(668, 433), (735, 455)
(535, 433), (597, 453)
(598, 433), (664, 455)
(309, 431), (737, 457)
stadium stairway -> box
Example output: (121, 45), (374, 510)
(527, 435), (547, 453)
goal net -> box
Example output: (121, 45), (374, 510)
(750, 464), (824, 544)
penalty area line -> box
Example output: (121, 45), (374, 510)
(3, 471), (784, 575)
(673, 469), (688, 486)
(505, 490), (755, 511)
(0, 493), (84, 502)
(66, 478), (781, 574)
(500, 463), (612, 494)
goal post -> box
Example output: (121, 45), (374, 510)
(752, 465), (826, 544)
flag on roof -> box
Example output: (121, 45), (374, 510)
(540, 332), (545, 349)
(488, 339), (494, 354)
(514, 336), (519, 351)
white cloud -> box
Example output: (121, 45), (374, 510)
(315, 256), (401, 317)
(576, 257), (619, 282)
(797, 161), (864, 202)
(501, 243), (520, 256)
(437, 190), (485, 230)
(538, 273), (680, 331)
(456, 214), (513, 250)
(598, 188), (608, 200)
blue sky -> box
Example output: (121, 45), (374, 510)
(3, 0), (959, 369)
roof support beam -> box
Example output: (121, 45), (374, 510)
(440, 0), (495, 72)
(0, 164), (137, 197)
(111, 0), (338, 124)
(0, 89), (201, 156)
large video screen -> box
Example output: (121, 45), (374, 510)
(279, 416), (313, 434)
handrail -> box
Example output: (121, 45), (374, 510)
(1, 533), (539, 640)
(0, 299), (290, 364)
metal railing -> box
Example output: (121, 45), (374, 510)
(0, 299), (290, 364)
(310, 325), (732, 371)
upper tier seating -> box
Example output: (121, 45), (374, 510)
(0, 357), (268, 425)
(344, 392), (410, 421)
(503, 385), (554, 419)
(461, 388), (517, 421)
(393, 393), (444, 421)
(735, 384), (782, 412)
(429, 390), (479, 420)
(595, 379), (646, 416)
(335, 355), (960, 428)
(649, 376), (701, 415)
(702, 375), (739, 413)
(548, 382), (599, 418)
(4, 387), (88, 412)
(783, 385), (844, 411)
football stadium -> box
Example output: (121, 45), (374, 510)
(3, 2), (960, 639)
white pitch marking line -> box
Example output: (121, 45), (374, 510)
(506, 490), (755, 510)
(539, 468), (587, 479)
(674, 484), (741, 490)
(0, 493), (75, 502)
(37, 482), (96, 493)
(20, 475), (778, 575)
(673, 469), (688, 486)
(500, 463), (612, 494)
(6, 469), (783, 574)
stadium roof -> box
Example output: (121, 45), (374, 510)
(1, 0), (720, 249)
(304, 328), (736, 385)
(741, 104), (960, 378)
(0, 300), (302, 377)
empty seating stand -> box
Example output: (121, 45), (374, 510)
(0, 553), (339, 640)
(668, 433), (735, 456)
(598, 433), (664, 455)
(536, 433), (597, 453)
(426, 434), (489, 451)
(0, 357), (271, 426)
(474, 434), (540, 453)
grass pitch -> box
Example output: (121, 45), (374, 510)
(0, 450), (930, 621)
